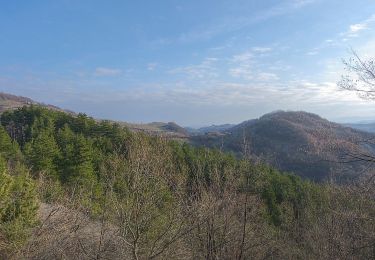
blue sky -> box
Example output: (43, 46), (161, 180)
(1, 0), (375, 126)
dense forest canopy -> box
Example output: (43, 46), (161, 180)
(0, 105), (374, 259)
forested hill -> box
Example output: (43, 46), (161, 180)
(0, 92), (190, 138)
(344, 121), (375, 133)
(190, 111), (375, 182)
(0, 92), (36, 112)
(0, 92), (73, 114)
(0, 105), (374, 259)
(4, 92), (372, 184)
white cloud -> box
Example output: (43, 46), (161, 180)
(304, 14), (375, 58)
(229, 49), (279, 82)
(76, 79), (361, 110)
(350, 23), (368, 33)
(152, 0), (316, 45)
(291, 0), (316, 8)
(168, 58), (218, 79)
(251, 47), (273, 53)
(307, 50), (319, 56)
(229, 67), (253, 80)
(231, 52), (253, 63)
(4, 68), (373, 125)
(229, 51), (254, 79)
(147, 63), (158, 71)
(345, 14), (375, 38)
(268, 60), (292, 72)
(94, 67), (122, 77)
(258, 72), (279, 81)
(357, 37), (375, 58)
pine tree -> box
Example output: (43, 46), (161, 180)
(0, 126), (20, 161)
(24, 129), (60, 178)
(56, 125), (76, 182)
(71, 134), (95, 186)
(0, 156), (38, 250)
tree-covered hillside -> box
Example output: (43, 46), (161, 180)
(191, 111), (375, 182)
(0, 106), (374, 259)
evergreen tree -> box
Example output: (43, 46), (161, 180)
(71, 134), (95, 186)
(0, 126), (20, 161)
(56, 125), (76, 182)
(24, 129), (60, 178)
(0, 156), (38, 250)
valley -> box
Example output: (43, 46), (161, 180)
(2, 92), (374, 182)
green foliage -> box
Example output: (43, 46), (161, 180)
(36, 174), (64, 204)
(24, 129), (60, 178)
(1, 105), (373, 259)
(0, 127), (38, 250)
(260, 168), (328, 229)
(0, 158), (38, 249)
(0, 126), (21, 162)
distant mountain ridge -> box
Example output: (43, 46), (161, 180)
(191, 111), (375, 182)
(0, 92), (36, 112)
(2, 92), (374, 182)
(343, 122), (375, 133)
(186, 124), (235, 135)
(0, 92), (74, 114)
(0, 92), (188, 138)
(116, 121), (189, 138)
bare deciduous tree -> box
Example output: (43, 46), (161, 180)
(338, 49), (375, 99)
(338, 50), (375, 180)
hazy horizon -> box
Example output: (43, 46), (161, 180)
(4, 90), (375, 128)
(2, 0), (375, 125)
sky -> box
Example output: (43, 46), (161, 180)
(1, 0), (375, 126)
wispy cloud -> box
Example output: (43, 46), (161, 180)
(350, 23), (368, 33)
(291, 0), (316, 7)
(229, 67), (253, 80)
(69, 79), (360, 109)
(258, 72), (279, 81)
(2, 67), (371, 125)
(168, 58), (218, 79)
(147, 63), (158, 71)
(233, 51), (253, 62)
(229, 51), (254, 80)
(152, 0), (316, 45)
(228, 48), (279, 82)
(252, 47), (273, 53)
(346, 14), (375, 37)
(94, 67), (122, 77)
(306, 50), (319, 56)
(304, 13), (375, 57)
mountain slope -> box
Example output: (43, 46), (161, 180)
(0, 92), (36, 112)
(190, 111), (375, 181)
(117, 121), (189, 138)
(0, 92), (73, 114)
(344, 122), (375, 133)
(0, 92), (188, 138)
(187, 124), (235, 135)
(3, 92), (373, 182)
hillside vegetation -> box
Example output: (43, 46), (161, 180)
(345, 121), (375, 133)
(191, 111), (375, 182)
(0, 92), (189, 139)
(0, 93), (35, 113)
(120, 121), (189, 138)
(0, 92), (74, 115)
(0, 106), (374, 259)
